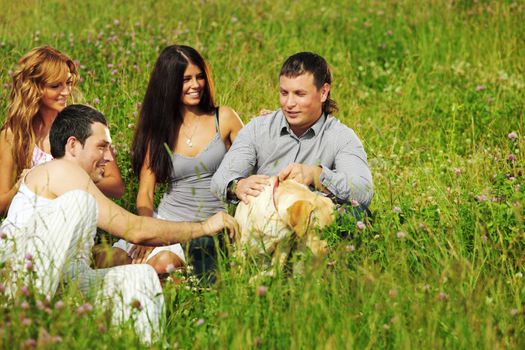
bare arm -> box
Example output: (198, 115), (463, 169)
(218, 106), (244, 149)
(42, 160), (237, 245)
(0, 129), (21, 215)
(135, 149), (156, 217)
(131, 149), (157, 262)
(94, 148), (125, 199)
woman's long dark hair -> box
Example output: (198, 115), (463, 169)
(132, 45), (216, 183)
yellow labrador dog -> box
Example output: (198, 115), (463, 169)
(235, 176), (335, 269)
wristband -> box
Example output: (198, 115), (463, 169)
(227, 179), (239, 199)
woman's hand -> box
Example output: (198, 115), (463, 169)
(130, 245), (154, 264)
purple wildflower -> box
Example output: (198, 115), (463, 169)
(508, 131), (518, 141)
(257, 285), (267, 297)
(54, 300), (64, 310)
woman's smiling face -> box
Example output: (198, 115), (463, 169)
(180, 63), (206, 107)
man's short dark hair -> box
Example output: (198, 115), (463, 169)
(280, 52), (338, 114)
(50, 104), (108, 158)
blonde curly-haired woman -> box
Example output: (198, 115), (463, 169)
(0, 46), (124, 214)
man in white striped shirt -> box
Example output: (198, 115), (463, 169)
(0, 104), (238, 342)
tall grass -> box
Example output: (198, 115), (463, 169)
(1, 0), (524, 348)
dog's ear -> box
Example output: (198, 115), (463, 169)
(286, 200), (314, 237)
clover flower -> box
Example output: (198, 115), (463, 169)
(396, 231), (406, 239)
(23, 338), (36, 348)
(77, 302), (93, 315)
(54, 300), (64, 310)
(257, 285), (267, 297)
(20, 286), (30, 297)
(165, 264), (175, 273)
(476, 195), (488, 201)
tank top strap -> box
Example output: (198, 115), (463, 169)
(214, 107), (220, 132)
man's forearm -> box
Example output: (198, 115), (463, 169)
(211, 123), (257, 201)
(319, 166), (373, 206)
(128, 216), (206, 246)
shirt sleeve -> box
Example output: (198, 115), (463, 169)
(211, 121), (258, 201)
(319, 132), (373, 207)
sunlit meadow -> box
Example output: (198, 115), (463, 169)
(0, 0), (524, 348)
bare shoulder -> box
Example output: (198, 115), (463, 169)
(219, 106), (241, 121)
(29, 160), (90, 191)
(218, 106), (243, 131)
(49, 159), (90, 178)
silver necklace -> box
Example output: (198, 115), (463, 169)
(181, 118), (201, 148)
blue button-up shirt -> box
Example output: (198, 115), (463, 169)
(211, 109), (373, 206)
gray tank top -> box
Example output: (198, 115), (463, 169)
(157, 109), (227, 221)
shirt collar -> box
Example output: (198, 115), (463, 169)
(279, 110), (327, 138)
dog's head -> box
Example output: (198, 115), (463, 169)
(274, 179), (335, 251)
(235, 176), (335, 258)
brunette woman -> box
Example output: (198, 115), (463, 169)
(112, 45), (243, 279)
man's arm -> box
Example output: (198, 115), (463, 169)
(44, 161), (238, 245)
(93, 158), (125, 199)
(211, 122), (258, 201)
(319, 136), (373, 207)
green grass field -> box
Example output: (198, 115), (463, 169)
(1, 0), (524, 348)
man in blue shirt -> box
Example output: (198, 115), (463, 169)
(211, 52), (373, 209)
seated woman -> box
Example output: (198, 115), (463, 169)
(111, 45), (243, 278)
(0, 46), (125, 216)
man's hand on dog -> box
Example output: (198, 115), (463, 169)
(235, 175), (270, 204)
(278, 163), (324, 190)
(202, 211), (239, 239)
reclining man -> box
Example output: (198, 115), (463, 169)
(211, 52), (373, 212)
(0, 104), (238, 342)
